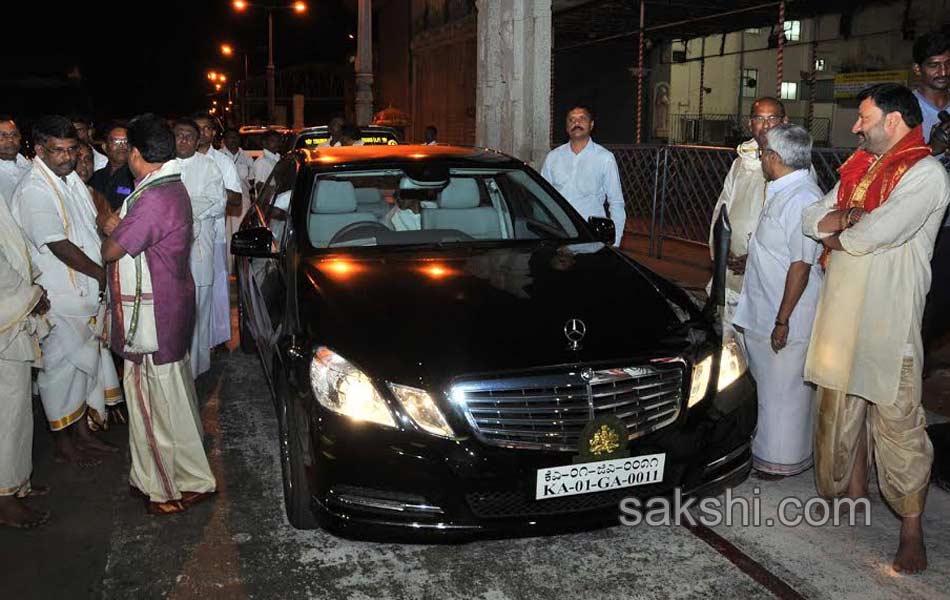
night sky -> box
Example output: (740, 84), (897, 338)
(2, 0), (355, 125)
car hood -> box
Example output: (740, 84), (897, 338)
(297, 242), (703, 387)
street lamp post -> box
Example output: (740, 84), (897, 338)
(233, 0), (307, 125)
(267, 10), (275, 125)
(355, 0), (374, 126)
(220, 42), (251, 124)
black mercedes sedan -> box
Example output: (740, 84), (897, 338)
(232, 145), (756, 540)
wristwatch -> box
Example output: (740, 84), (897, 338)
(774, 319), (788, 327)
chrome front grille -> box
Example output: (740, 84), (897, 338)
(451, 362), (685, 451)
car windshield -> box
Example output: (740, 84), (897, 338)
(296, 129), (400, 148)
(306, 167), (584, 249)
(242, 130), (293, 152)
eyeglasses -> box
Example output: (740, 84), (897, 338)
(756, 148), (776, 159)
(0, 132), (21, 141)
(108, 139), (129, 146)
(42, 145), (80, 158)
(750, 115), (783, 125)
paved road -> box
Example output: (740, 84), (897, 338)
(5, 348), (950, 599)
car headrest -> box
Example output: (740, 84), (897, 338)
(312, 180), (357, 214)
(354, 187), (382, 205)
(438, 178), (479, 209)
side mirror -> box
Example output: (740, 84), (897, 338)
(703, 208), (732, 318)
(231, 227), (277, 258)
(588, 217), (616, 246)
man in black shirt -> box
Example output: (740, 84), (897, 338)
(89, 124), (134, 211)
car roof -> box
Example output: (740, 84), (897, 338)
(295, 124), (401, 148)
(239, 125), (293, 134)
(297, 124), (398, 134)
(298, 145), (523, 170)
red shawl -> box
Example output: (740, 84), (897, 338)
(820, 125), (930, 267)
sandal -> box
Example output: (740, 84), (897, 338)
(0, 509), (50, 529)
(16, 484), (50, 498)
(181, 490), (217, 507)
(146, 500), (186, 516)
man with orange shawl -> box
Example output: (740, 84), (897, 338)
(803, 84), (949, 574)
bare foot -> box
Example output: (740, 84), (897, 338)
(0, 496), (50, 529)
(894, 516), (927, 574)
(76, 435), (119, 455)
(53, 436), (101, 468)
(73, 419), (119, 454)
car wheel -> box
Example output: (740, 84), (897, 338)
(276, 368), (318, 529)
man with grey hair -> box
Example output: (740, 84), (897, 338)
(733, 124), (824, 478)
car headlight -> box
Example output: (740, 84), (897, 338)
(688, 355), (713, 407)
(717, 339), (748, 392)
(310, 347), (396, 428)
(687, 340), (748, 407)
(389, 383), (455, 438)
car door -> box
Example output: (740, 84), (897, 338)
(244, 157), (297, 379)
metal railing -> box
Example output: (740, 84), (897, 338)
(608, 143), (852, 258)
(669, 114), (832, 146)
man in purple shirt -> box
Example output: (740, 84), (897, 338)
(101, 115), (216, 516)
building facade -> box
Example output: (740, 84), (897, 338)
(665, 0), (946, 148)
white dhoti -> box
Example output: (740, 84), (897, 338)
(125, 355), (216, 502)
(743, 330), (816, 475)
(210, 242), (231, 347)
(0, 358), (33, 496)
(86, 344), (124, 428)
(191, 285), (212, 378)
(38, 312), (100, 430)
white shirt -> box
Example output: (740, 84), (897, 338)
(203, 146), (243, 243)
(383, 207), (422, 231)
(177, 153), (226, 286)
(92, 147), (108, 171)
(252, 148), (280, 185)
(220, 146), (255, 186)
(9, 157), (102, 317)
(541, 139), (625, 246)
(0, 154), (32, 207)
(733, 169), (823, 341)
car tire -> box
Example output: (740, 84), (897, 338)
(276, 368), (318, 529)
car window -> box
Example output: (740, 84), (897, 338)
(295, 128), (400, 149)
(259, 157), (298, 247)
(306, 167), (582, 249)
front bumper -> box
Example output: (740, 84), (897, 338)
(307, 372), (756, 541)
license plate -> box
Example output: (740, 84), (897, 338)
(535, 453), (666, 500)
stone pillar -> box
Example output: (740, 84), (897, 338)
(292, 94), (305, 130)
(355, 0), (374, 127)
(475, 0), (551, 167)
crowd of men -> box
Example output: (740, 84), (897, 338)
(539, 32), (950, 575)
(0, 26), (948, 579)
(0, 112), (283, 526)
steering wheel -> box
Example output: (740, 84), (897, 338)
(328, 221), (391, 246)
